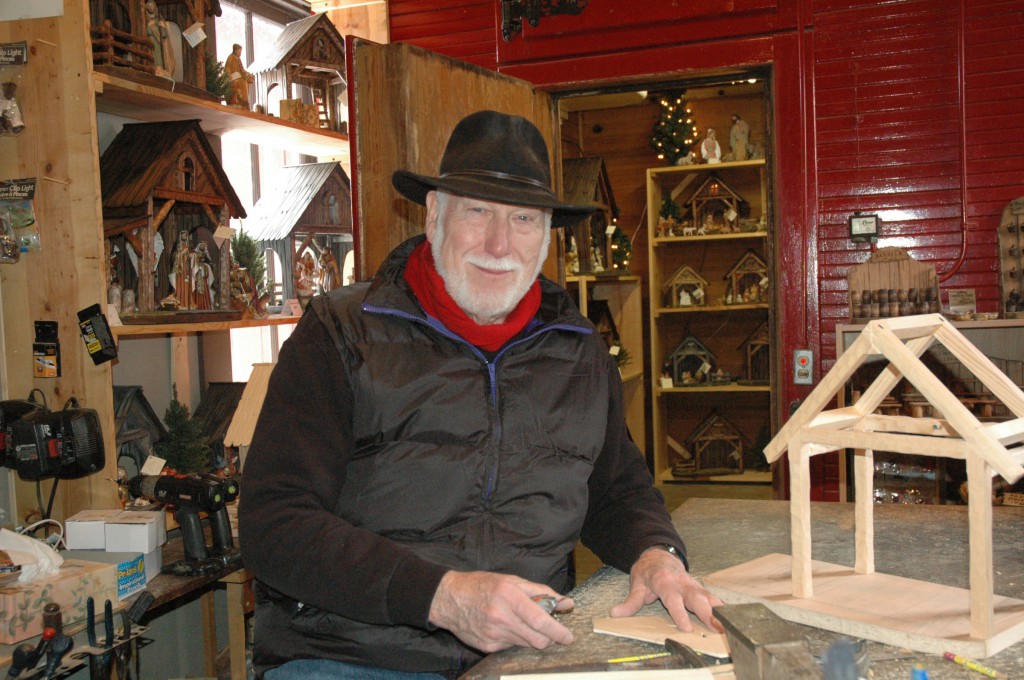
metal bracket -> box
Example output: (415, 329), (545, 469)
(501, 0), (589, 42)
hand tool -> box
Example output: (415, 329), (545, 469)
(123, 591), (155, 680)
(530, 595), (559, 615)
(6, 628), (54, 678)
(665, 637), (732, 668)
(85, 597), (109, 680)
(41, 632), (73, 679)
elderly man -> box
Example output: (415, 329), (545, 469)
(239, 110), (722, 680)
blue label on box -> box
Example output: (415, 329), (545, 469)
(116, 553), (146, 599)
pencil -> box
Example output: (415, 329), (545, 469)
(606, 652), (672, 663)
(943, 651), (1007, 679)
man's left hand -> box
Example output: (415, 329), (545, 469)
(609, 546), (724, 633)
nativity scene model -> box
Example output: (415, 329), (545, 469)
(101, 119), (245, 321)
(89, 0), (223, 96)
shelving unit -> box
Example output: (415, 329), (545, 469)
(565, 274), (645, 451)
(646, 159), (776, 482)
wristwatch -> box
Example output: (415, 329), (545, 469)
(648, 543), (685, 562)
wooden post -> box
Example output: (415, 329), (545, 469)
(790, 436), (813, 598)
(853, 446), (875, 575)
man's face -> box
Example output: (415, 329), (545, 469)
(425, 191), (551, 325)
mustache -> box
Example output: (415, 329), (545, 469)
(464, 255), (523, 272)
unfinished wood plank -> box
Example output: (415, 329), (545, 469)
(704, 553), (1024, 659)
(806, 406), (864, 430)
(789, 441), (813, 598)
(592, 615), (730, 658)
(968, 455), (995, 641)
(853, 448), (874, 575)
(502, 670), (721, 680)
(853, 331), (934, 417)
(797, 426), (971, 460)
(985, 418), (1024, 446)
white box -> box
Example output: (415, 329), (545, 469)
(65, 509), (124, 549)
(104, 511), (166, 554)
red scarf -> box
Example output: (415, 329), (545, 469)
(403, 240), (540, 352)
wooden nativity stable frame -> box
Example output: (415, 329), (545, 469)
(704, 314), (1024, 658)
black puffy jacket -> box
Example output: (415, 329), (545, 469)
(239, 236), (683, 677)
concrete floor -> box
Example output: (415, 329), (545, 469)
(573, 480), (773, 582)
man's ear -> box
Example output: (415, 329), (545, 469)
(424, 191), (438, 244)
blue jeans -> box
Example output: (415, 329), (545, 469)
(265, 659), (447, 680)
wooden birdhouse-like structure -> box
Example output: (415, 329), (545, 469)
(663, 265), (708, 308)
(562, 157), (617, 275)
(666, 333), (717, 386)
(686, 411), (745, 474)
(248, 13), (347, 132)
(90, 0), (223, 94)
(725, 249), (768, 304)
(704, 315), (1024, 658)
(740, 321), (771, 384)
(246, 162), (352, 303)
(684, 173), (743, 234)
(101, 120), (245, 319)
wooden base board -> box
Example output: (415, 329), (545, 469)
(703, 553), (1024, 659)
(593, 615), (731, 658)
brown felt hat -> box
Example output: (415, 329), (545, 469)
(392, 110), (596, 227)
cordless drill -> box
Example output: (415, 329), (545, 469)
(127, 473), (241, 576)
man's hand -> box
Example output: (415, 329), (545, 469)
(610, 546), (724, 633)
(428, 571), (575, 653)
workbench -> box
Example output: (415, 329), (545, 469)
(463, 498), (1024, 679)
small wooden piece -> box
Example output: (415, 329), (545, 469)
(593, 615), (731, 659)
(847, 248), (938, 322)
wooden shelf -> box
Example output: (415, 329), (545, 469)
(654, 230), (768, 245)
(92, 71), (349, 158)
(657, 384), (771, 395)
(112, 314), (300, 337)
(655, 303), (769, 316)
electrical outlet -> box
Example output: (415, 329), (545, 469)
(794, 349), (813, 385)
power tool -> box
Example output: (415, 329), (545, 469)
(126, 473), (241, 577)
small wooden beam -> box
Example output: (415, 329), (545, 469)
(152, 199), (176, 231)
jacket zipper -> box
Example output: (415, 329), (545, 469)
(362, 304), (591, 507)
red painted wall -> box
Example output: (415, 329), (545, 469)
(389, 0), (1024, 500)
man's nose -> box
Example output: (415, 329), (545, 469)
(484, 219), (511, 256)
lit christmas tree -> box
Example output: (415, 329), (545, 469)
(606, 219), (632, 272)
(650, 91), (698, 165)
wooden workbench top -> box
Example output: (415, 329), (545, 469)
(463, 498), (1024, 679)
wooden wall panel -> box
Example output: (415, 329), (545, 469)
(388, 0), (1024, 500)
(388, 0), (497, 69)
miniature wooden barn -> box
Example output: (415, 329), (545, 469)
(663, 265), (708, 308)
(113, 385), (167, 477)
(245, 162), (352, 302)
(666, 333), (717, 385)
(562, 157), (617, 274)
(192, 382), (247, 472)
(684, 174), (743, 233)
(101, 120), (245, 316)
(740, 321), (771, 384)
(725, 249), (768, 304)
(704, 314), (1024, 658)
(247, 13), (347, 131)
(223, 363), (275, 473)
(686, 411), (745, 474)
(90, 0), (222, 91)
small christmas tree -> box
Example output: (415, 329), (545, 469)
(231, 228), (268, 298)
(156, 386), (212, 473)
(205, 53), (234, 103)
(650, 91), (698, 165)
(607, 221), (632, 272)
(660, 196), (682, 222)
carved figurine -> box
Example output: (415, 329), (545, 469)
(143, 0), (176, 78)
(730, 114), (750, 161)
(701, 128), (721, 164)
(225, 44), (254, 109)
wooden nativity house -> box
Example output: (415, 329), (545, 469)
(244, 162), (352, 301)
(247, 13), (347, 132)
(663, 264), (708, 308)
(112, 385), (167, 477)
(706, 315), (1024, 659)
(562, 156), (617, 274)
(665, 333), (717, 386)
(90, 0), (223, 94)
(684, 173), (743, 234)
(740, 320), (771, 384)
(686, 410), (746, 475)
(101, 119), (245, 317)
(726, 249), (768, 304)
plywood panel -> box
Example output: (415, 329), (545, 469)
(349, 39), (552, 279)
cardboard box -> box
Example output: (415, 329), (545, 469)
(104, 511), (166, 554)
(63, 549), (162, 600)
(65, 509), (124, 550)
(0, 558), (117, 644)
